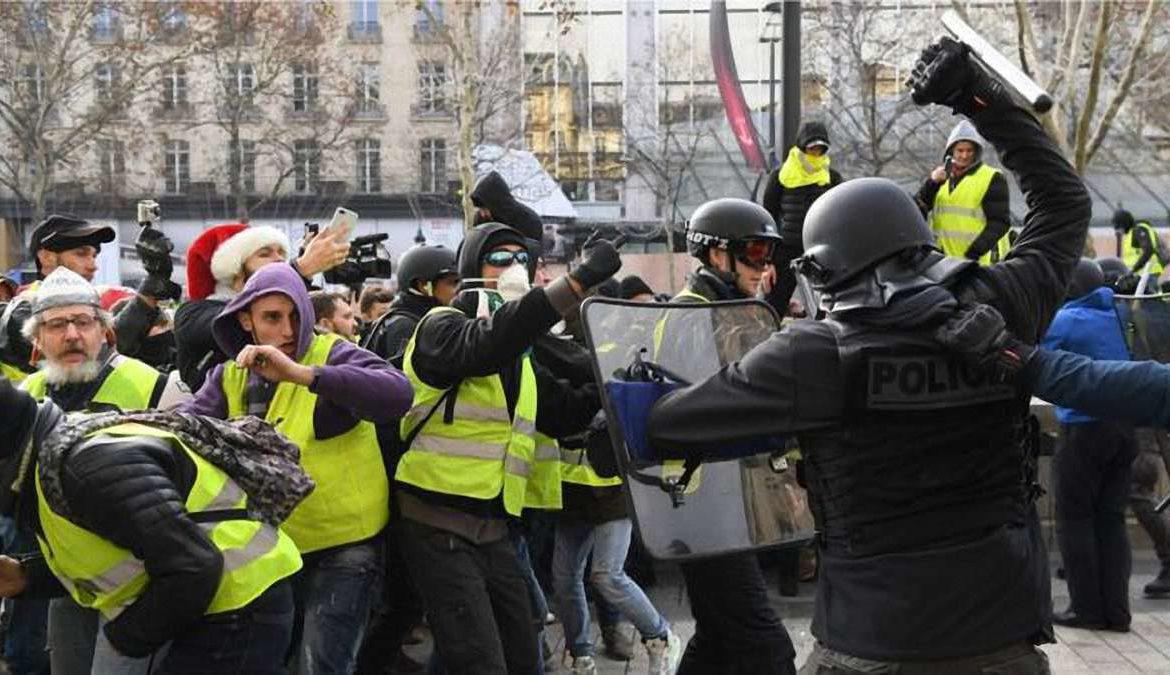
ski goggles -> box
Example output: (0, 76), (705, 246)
(482, 249), (532, 268)
(732, 239), (776, 268)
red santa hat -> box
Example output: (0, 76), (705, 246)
(186, 224), (291, 300)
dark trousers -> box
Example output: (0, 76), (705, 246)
(799, 641), (1049, 674)
(1130, 447), (1170, 566)
(154, 579), (295, 674)
(1054, 421), (1137, 627)
(399, 518), (538, 675)
(678, 552), (797, 675)
(356, 524), (425, 673)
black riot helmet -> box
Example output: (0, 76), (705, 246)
(455, 222), (529, 287)
(397, 245), (458, 293)
(1097, 256), (1128, 287)
(795, 178), (935, 291)
(685, 198), (780, 270)
(1066, 257), (1105, 301)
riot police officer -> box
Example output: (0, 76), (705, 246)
(647, 38), (1090, 672)
(659, 197), (797, 675)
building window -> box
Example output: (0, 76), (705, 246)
(91, 3), (121, 41)
(94, 62), (119, 105)
(292, 0), (315, 35)
(356, 63), (380, 113)
(356, 138), (381, 193)
(164, 140), (190, 194)
(229, 140), (256, 193)
(225, 63), (255, 106)
(293, 140), (320, 193)
(348, 0), (379, 38)
(417, 62), (447, 114)
(21, 64), (46, 104)
(420, 138), (446, 192)
(292, 62), (318, 112)
(97, 139), (125, 191)
(157, 1), (187, 35)
(23, 1), (49, 39)
(162, 65), (187, 109)
(415, 0), (442, 35)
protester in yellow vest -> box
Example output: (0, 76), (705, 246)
(916, 120), (1012, 265)
(760, 121), (845, 313)
(395, 222), (655, 674)
(1113, 208), (1164, 290)
(310, 290), (359, 342)
(0, 381), (306, 673)
(12, 267), (190, 675)
(181, 262), (412, 674)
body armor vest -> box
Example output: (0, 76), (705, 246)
(798, 319), (1035, 558)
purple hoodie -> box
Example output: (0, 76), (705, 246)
(182, 263), (412, 437)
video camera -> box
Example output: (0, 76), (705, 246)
(303, 225), (392, 287)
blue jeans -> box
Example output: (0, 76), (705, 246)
(291, 539), (383, 675)
(2, 518), (48, 675)
(553, 519), (667, 658)
(48, 598), (100, 675)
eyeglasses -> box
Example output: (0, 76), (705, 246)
(483, 250), (531, 268)
(733, 239), (776, 268)
(42, 314), (99, 334)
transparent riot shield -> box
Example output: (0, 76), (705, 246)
(581, 297), (815, 561)
(1115, 293), (1170, 489)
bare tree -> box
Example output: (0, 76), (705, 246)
(419, 1), (573, 229)
(0, 1), (194, 228)
(810, 2), (938, 180)
(960, 0), (1168, 173)
(188, 2), (357, 219)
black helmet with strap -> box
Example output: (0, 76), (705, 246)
(397, 245), (458, 292)
(685, 198), (780, 260)
(795, 177), (935, 292)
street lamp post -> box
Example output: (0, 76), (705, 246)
(781, 0), (801, 153)
(760, 3), (782, 167)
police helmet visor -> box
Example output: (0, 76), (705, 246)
(733, 239), (775, 268)
(482, 249), (531, 268)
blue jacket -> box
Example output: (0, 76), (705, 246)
(1024, 348), (1170, 429)
(1039, 287), (1130, 423)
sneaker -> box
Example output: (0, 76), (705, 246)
(602, 622), (635, 661)
(645, 628), (681, 675)
(567, 655), (596, 674)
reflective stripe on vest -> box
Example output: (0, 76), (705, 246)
(1122, 222), (1164, 276)
(524, 432), (564, 510)
(35, 423), (302, 619)
(396, 306), (538, 517)
(222, 333), (388, 553)
(22, 355), (162, 410)
(929, 164), (1010, 265)
(559, 447), (623, 487)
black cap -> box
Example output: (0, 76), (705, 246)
(30, 214), (115, 258)
(619, 275), (654, 299)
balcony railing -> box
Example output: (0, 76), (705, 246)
(411, 102), (452, 119)
(347, 22), (382, 43)
(412, 22), (442, 43)
(352, 101), (386, 120)
(153, 103), (194, 121)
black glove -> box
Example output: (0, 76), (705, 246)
(570, 231), (625, 290)
(933, 303), (1035, 380)
(906, 36), (1010, 115)
(135, 227), (174, 277)
(138, 274), (181, 302)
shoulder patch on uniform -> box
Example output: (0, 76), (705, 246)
(866, 355), (1014, 410)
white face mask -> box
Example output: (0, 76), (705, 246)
(496, 262), (531, 302)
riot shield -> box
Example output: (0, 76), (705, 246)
(1114, 293), (1170, 490)
(581, 297), (815, 561)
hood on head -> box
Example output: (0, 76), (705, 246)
(1065, 285), (1115, 310)
(944, 120), (985, 160)
(456, 222), (529, 285)
(471, 171), (543, 241)
(212, 263), (315, 361)
(796, 121), (830, 150)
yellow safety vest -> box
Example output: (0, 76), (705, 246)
(22, 355), (163, 410)
(777, 147), (832, 189)
(1122, 221), (1164, 276)
(35, 423), (302, 619)
(525, 432), (564, 510)
(222, 333), (388, 553)
(1, 361), (28, 385)
(560, 445), (623, 488)
(396, 306), (538, 517)
(929, 164), (1011, 265)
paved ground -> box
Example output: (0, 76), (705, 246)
(530, 550), (1170, 674)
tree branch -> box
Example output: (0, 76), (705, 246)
(1073, 0), (1114, 171)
